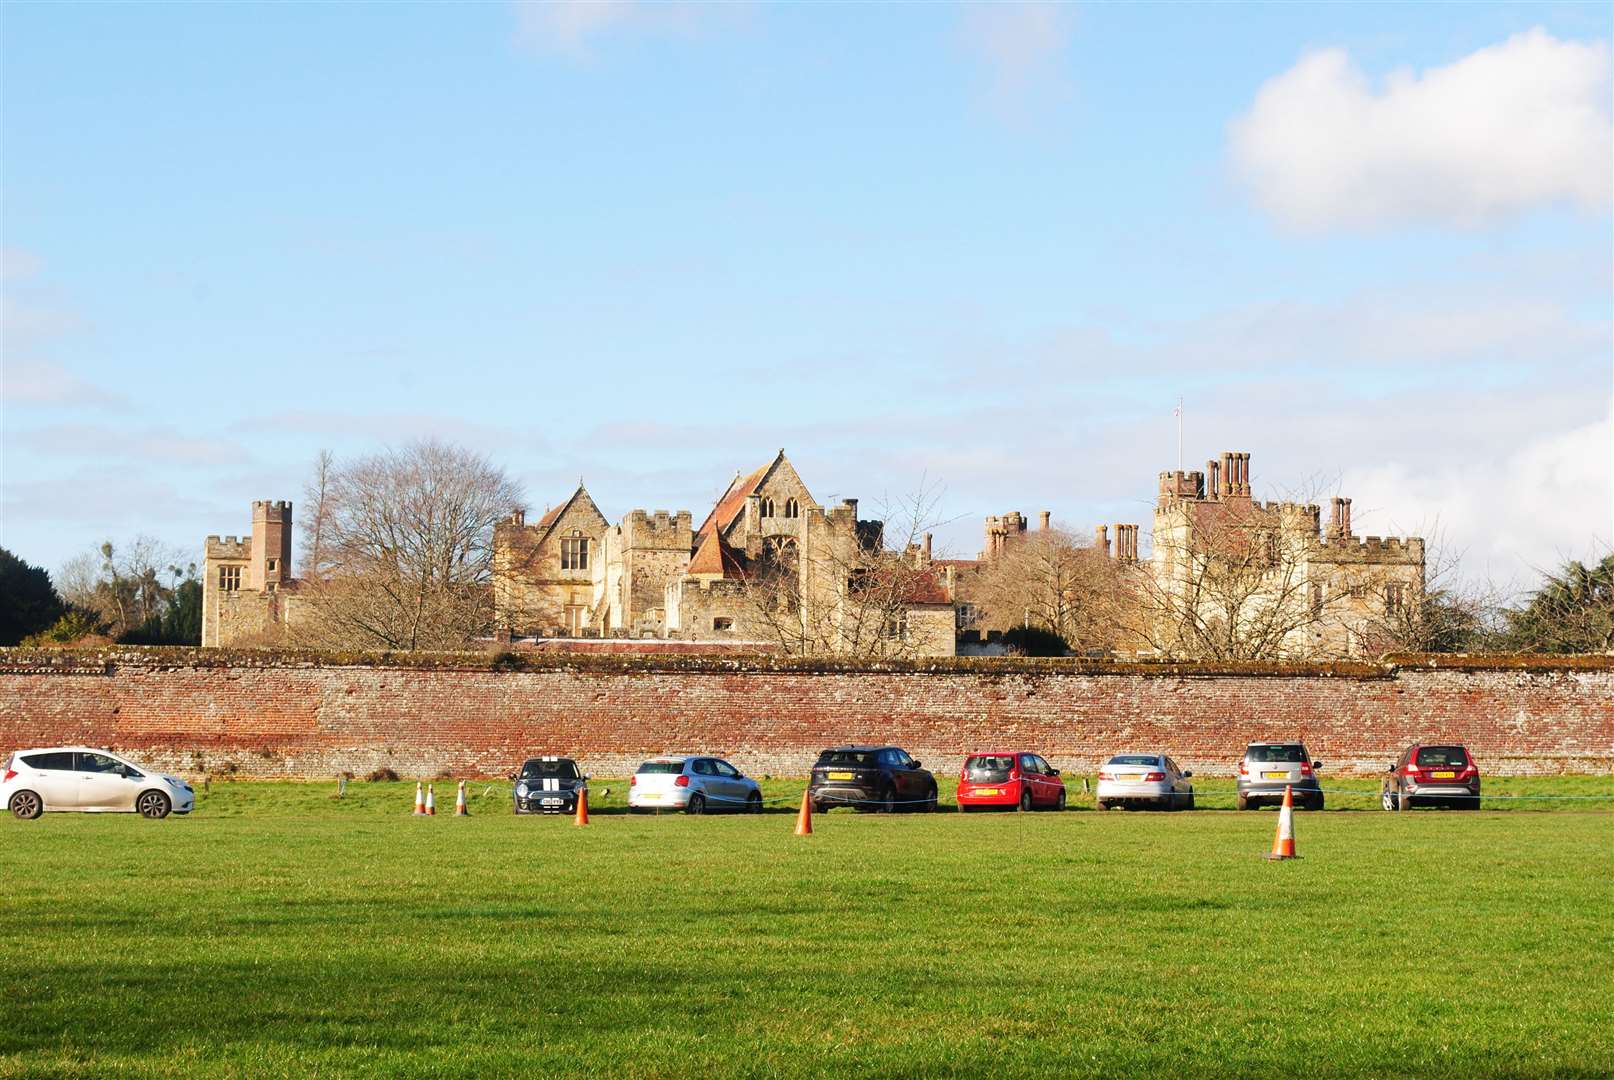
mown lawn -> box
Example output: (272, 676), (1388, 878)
(3, 780), (1610, 1078)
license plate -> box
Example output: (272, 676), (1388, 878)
(1432, 771), (1456, 779)
(542, 798), (562, 806)
(974, 788), (999, 796)
(827, 771), (854, 780)
(1262, 771), (1290, 779)
(1128, 775), (1151, 783)
(641, 793), (660, 800)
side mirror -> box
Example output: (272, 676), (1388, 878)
(1050, 768), (1061, 776)
(508, 773), (517, 782)
(911, 760), (923, 770)
(1312, 761), (1323, 770)
(1183, 770), (1193, 778)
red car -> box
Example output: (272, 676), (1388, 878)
(956, 751), (1066, 812)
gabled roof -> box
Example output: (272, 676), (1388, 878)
(694, 453), (782, 543)
(533, 484), (607, 544)
(686, 529), (746, 580)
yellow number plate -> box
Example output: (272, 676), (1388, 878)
(1432, 771), (1456, 779)
(1262, 771), (1290, 779)
(974, 788), (999, 796)
(641, 793), (660, 799)
(1128, 775), (1152, 783)
(827, 771), (854, 780)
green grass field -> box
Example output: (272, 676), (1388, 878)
(4, 779), (1611, 1078)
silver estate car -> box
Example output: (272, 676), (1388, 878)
(1237, 742), (1323, 810)
(1095, 753), (1195, 810)
(3, 747), (195, 819)
(628, 756), (763, 814)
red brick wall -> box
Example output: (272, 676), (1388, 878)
(1, 650), (1609, 779)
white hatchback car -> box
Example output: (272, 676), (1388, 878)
(628, 755), (763, 814)
(1095, 752), (1195, 811)
(3, 747), (195, 820)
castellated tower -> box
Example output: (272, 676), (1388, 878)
(249, 500), (293, 591)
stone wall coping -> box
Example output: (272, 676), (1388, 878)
(2, 645), (1610, 679)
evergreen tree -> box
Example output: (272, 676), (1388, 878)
(0, 548), (65, 645)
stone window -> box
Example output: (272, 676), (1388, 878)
(560, 536), (589, 571)
(1310, 583), (1324, 618)
(956, 603), (979, 629)
(783, 498), (799, 518)
(760, 497), (775, 518)
(712, 617), (734, 632)
(218, 565), (241, 591)
(882, 613), (908, 640)
(1385, 583), (1406, 614)
(266, 559), (277, 574)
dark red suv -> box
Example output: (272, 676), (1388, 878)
(1381, 744), (1480, 810)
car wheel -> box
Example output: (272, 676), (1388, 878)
(1019, 788), (1033, 813)
(1055, 789), (1066, 811)
(8, 790), (43, 820)
(686, 793), (706, 816)
(1397, 791), (1413, 813)
(1236, 792), (1250, 811)
(957, 803), (970, 813)
(137, 790), (171, 819)
(746, 791), (762, 814)
(1381, 787), (1397, 812)
(924, 786), (938, 813)
(812, 801), (828, 815)
(881, 787), (897, 814)
(1183, 793), (1195, 811)
(1095, 799), (1110, 811)
(1308, 794), (1325, 812)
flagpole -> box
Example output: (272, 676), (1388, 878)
(1175, 396), (1183, 472)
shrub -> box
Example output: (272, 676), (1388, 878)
(366, 767), (400, 783)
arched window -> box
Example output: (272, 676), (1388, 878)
(783, 497), (799, 518)
(760, 497), (775, 518)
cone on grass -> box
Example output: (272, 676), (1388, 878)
(794, 790), (813, 836)
(575, 786), (590, 826)
(425, 783), (436, 816)
(454, 781), (469, 817)
(1266, 785), (1298, 860)
(413, 782), (426, 816)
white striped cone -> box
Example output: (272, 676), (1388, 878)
(425, 784), (436, 816)
(455, 781), (469, 816)
(413, 782), (425, 816)
(1266, 785), (1298, 860)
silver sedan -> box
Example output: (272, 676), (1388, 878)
(1095, 753), (1195, 810)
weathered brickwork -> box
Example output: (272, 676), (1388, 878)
(1, 650), (1608, 780)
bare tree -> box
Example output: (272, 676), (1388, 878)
(737, 482), (959, 660)
(295, 439), (524, 650)
(57, 537), (192, 640)
(300, 447), (335, 576)
(970, 525), (1123, 652)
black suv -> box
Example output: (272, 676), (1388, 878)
(808, 746), (937, 813)
(511, 756), (587, 815)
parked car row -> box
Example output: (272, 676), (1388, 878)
(3, 742), (1484, 819)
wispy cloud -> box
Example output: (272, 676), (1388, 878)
(957, 1), (1076, 123)
(1230, 29), (1614, 231)
(512, 0), (745, 58)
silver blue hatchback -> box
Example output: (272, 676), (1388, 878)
(628, 756), (763, 814)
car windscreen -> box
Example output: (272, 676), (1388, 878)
(817, 750), (877, 767)
(1107, 755), (1160, 767)
(1415, 746), (1469, 767)
(636, 761), (686, 774)
(520, 759), (579, 779)
(964, 755), (1015, 781)
(1246, 745), (1307, 763)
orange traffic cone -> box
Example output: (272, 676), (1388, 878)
(454, 781), (469, 817)
(575, 786), (590, 826)
(1266, 785), (1298, 860)
(794, 789), (813, 836)
(413, 782), (425, 816)
(425, 783), (437, 816)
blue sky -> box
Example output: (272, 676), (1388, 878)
(3, 1), (1610, 590)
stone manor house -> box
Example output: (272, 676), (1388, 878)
(202, 447), (1425, 658)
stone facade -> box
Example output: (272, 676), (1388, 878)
(202, 501), (299, 647)
(2, 649), (1607, 780)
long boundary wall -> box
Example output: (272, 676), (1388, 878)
(1, 649), (1610, 779)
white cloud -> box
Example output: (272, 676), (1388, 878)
(512, 0), (740, 57)
(0, 360), (123, 407)
(1230, 29), (1613, 230)
(958, 1), (1074, 120)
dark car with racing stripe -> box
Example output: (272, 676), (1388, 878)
(511, 756), (587, 815)
(808, 745), (937, 813)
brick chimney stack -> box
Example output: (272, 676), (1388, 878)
(1038, 510), (1050, 532)
(1095, 524), (1110, 557)
(1206, 459), (1220, 501)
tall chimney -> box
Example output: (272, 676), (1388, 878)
(1095, 524), (1110, 557)
(1328, 498), (1343, 540)
(1220, 452), (1234, 497)
(1341, 497), (1352, 538)
(1206, 459), (1220, 501)
(922, 532), (932, 561)
(1240, 452), (1252, 496)
(1038, 510), (1050, 532)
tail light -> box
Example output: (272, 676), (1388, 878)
(629, 775), (637, 786)
(1143, 771), (1165, 782)
(1, 768), (14, 784)
(674, 775), (690, 788)
(1403, 764), (1420, 777)
(1300, 763), (1313, 777)
(1098, 770), (1114, 781)
(1459, 762), (1478, 778)
(1238, 763), (1248, 776)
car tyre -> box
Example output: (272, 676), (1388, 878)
(1183, 792), (1195, 811)
(1055, 789), (1066, 811)
(8, 790), (43, 820)
(686, 793), (706, 816)
(1397, 790), (1413, 813)
(746, 791), (763, 814)
(924, 786), (938, 813)
(881, 787), (897, 814)
(1381, 787), (1397, 812)
(1236, 792), (1251, 811)
(1019, 788), (1033, 812)
(1307, 794), (1325, 812)
(1095, 799), (1110, 811)
(137, 790), (171, 819)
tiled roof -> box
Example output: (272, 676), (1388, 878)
(687, 529), (746, 580)
(694, 456), (777, 542)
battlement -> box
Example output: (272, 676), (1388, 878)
(1158, 470), (1205, 501)
(1315, 535), (1426, 563)
(205, 536), (250, 558)
(252, 499), (292, 520)
(622, 508), (693, 547)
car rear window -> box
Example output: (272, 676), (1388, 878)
(1246, 745), (1307, 763)
(520, 759), (579, 779)
(965, 755), (1015, 781)
(1415, 746), (1469, 767)
(21, 751), (74, 771)
(1108, 755), (1160, 767)
(817, 750), (877, 767)
(636, 761), (685, 774)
